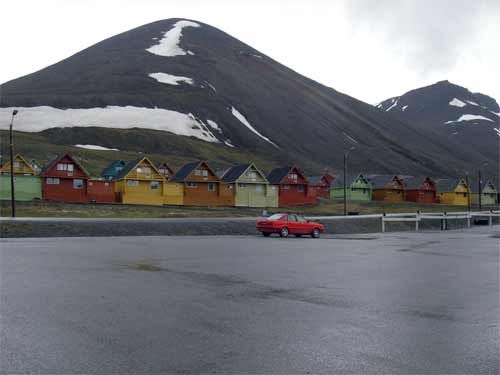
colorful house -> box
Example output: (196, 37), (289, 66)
(368, 175), (405, 202)
(330, 174), (372, 201)
(101, 160), (126, 181)
(87, 179), (116, 203)
(436, 178), (470, 206)
(41, 153), (90, 203)
(170, 161), (230, 206)
(0, 153), (42, 201)
(404, 176), (437, 204)
(221, 163), (278, 207)
(470, 179), (498, 206)
(267, 166), (317, 207)
(114, 157), (166, 206)
(157, 161), (184, 206)
(308, 173), (334, 198)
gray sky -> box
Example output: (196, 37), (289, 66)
(1, 0), (499, 104)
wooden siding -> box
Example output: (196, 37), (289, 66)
(115, 179), (164, 206)
(87, 180), (116, 203)
(42, 177), (88, 202)
(0, 175), (42, 201)
(164, 182), (184, 205)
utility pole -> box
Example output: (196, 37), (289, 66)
(478, 170), (482, 211)
(465, 173), (471, 212)
(343, 152), (347, 216)
(9, 110), (18, 218)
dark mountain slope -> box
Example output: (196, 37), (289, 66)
(1, 19), (495, 176)
(377, 80), (499, 169)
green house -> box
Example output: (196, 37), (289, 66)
(0, 154), (42, 201)
(470, 179), (498, 206)
(221, 163), (278, 208)
(330, 173), (372, 201)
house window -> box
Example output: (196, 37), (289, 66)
(282, 184), (290, 190)
(73, 179), (84, 189)
(46, 177), (60, 185)
(159, 168), (169, 176)
(13, 161), (22, 169)
(238, 183), (247, 188)
(195, 169), (209, 177)
(127, 180), (139, 187)
(289, 173), (298, 181)
(137, 167), (151, 175)
(255, 184), (263, 191)
(228, 185), (233, 189)
(187, 182), (197, 188)
(297, 185), (304, 192)
(151, 181), (159, 190)
(57, 163), (74, 171)
(247, 171), (257, 180)
(105, 182), (109, 186)
(89, 181), (93, 186)
(208, 183), (216, 191)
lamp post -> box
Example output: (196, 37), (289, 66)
(9, 110), (18, 218)
(465, 173), (471, 212)
(478, 170), (482, 211)
(343, 146), (355, 216)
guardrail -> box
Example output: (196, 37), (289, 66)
(310, 210), (499, 232)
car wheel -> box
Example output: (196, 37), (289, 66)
(311, 228), (320, 238)
(262, 232), (271, 237)
(280, 227), (289, 238)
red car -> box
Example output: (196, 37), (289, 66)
(256, 213), (324, 238)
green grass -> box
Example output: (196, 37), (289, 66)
(1, 199), (496, 219)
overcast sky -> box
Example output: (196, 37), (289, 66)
(1, 0), (499, 104)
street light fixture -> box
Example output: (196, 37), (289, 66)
(9, 110), (18, 218)
(343, 146), (355, 216)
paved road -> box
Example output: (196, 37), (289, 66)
(1, 228), (499, 373)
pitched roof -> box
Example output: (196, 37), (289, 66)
(308, 176), (322, 185)
(221, 164), (252, 183)
(169, 161), (219, 183)
(0, 153), (36, 175)
(468, 178), (497, 193)
(114, 157), (164, 181)
(101, 160), (126, 177)
(365, 174), (394, 189)
(436, 178), (463, 192)
(41, 153), (90, 177)
(267, 166), (293, 184)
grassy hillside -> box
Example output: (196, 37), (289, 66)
(0, 127), (325, 176)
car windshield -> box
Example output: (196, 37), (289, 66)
(266, 214), (285, 221)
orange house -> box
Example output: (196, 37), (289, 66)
(170, 161), (232, 206)
(368, 175), (405, 202)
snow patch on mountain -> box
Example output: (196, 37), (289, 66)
(148, 72), (194, 85)
(449, 98), (466, 107)
(494, 128), (500, 137)
(206, 119), (221, 131)
(231, 106), (279, 148)
(444, 114), (495, 124)
(402, 105), (408, 111)
(386, 98), (399, 111)
(75, 144), (119, 151)
(465, 100), (479, 106)
(0, 106), (220, 143)
(146, 20), (200, 57)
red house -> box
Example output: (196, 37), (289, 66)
(267, 166), (317, 207)
(404, 176), (437, 204)
(87, 179), (116, 203)
(308, 173), (335, 198)
(41, 154), (90, 203)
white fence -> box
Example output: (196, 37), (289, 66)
(310, 210), (499, 232)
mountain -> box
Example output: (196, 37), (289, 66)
(0, 19), (496, 177)
(377, 80), (499, 173)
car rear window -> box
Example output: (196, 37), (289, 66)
(267, 214), (285, 221)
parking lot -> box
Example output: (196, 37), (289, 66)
(1, 227), (499, 373)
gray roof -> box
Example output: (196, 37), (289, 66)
(221, 164), (252, 183)
(169, 161), (201, 182)
(267, 166), (293, 185)
(435, 178), (461, 192)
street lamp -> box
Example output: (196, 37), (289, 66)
(9, 110), (18, 218)
(343, 146), (355, 216)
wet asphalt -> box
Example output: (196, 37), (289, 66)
(1, 227), (499, 374)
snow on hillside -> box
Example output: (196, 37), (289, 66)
(449, 98), (466, 107)
(0, 106), (225, 144)
(75, 144), (119, 151)
(445, 114), (495, 124)
(230, 106), (279, 148)
(148, 72), (194, 85)
(146, 20), (200, 57)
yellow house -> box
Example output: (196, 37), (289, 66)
(437, 178), (470, 206)
(114, 157), (166, 206)
(157, 161), (184, 206)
